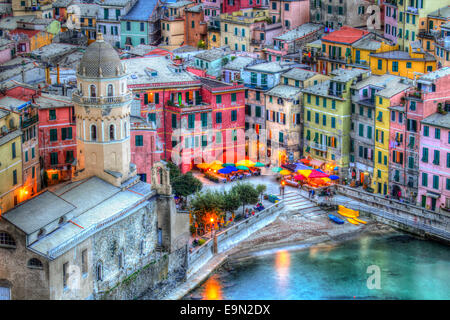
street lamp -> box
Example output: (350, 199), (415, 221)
(210, 217), (214, 239)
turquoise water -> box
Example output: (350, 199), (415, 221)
(188, 234), (450, 300)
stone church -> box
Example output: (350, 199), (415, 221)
(0, 34), (189, 300)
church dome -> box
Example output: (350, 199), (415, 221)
(77, 34), (125, 78)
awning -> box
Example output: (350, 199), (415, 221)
(309, 159), (325, 167)
(426, 192), (441, 199)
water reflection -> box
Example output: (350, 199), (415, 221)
(275, 250), (290, 293)
(202, 275), (223, 300)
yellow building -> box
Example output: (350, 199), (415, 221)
(369, 42), (436, 79)
(350, 37), (398, 70)
(160, 0), (192, 50)
(373, 81), (411, 196)
(207, 25), (221, 49)
(0, 108), (23, 215)
(281, 67), (329, 88)
(395, 0), (443, 51)
(220, 8), (269, 53)
(12, 0), (53, 18)
(66, 3), (100, 44)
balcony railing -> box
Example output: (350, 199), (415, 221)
(73, 92), (132, 105)
(21, 115), (38, 129)
(310, 142), (327, 152)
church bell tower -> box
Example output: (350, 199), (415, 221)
(73, 33), (136, 187)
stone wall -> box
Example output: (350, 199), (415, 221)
(186, 201), (285, 278)
(0, 220), (50, 300)
(334, 185), (450, 242)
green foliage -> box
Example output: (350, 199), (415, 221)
(172, 171), (202, 197)
(231, 56), (236, 61)
(197, 40), (206, 49)
(221, 189), (240, 214)
(256, 184), (267, 201)
(197, 239), (206, 246)
(221, 57), (229, 66)
(167, 161), (181, 182)
(231, 182), (260, 215)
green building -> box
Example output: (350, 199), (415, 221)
(302, 68), (368, 178)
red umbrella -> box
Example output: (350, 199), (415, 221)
(294, 174), (305, 181)
(308, 170), (329, 178)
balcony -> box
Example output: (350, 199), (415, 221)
(310, 142), (327, 152)
(72, 92), (132, 105)
(21, 115), (38, 129)
(317, 53), (347, 64)
(407, 90), (423, 101)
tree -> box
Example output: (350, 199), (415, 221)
(220, 190), (240, 216)
(172, 171), (202, 198)
(166, 161), (181, 183)
(190, 190), (224, 229)
(231, 182), (260, 215)
(255, 184), (267, 202)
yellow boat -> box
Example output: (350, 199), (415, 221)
(338, 205), (359, 217)
(338, 210), (357, 218)
(347, 218), (359, 225)
(353, 217), (367, 224)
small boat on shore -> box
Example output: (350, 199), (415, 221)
(328, 214), (344, 224)
(347, 218), (359, 225)
(353, 217), (367, 224)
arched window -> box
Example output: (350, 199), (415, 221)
(90, 84), (96, 97)
(124, 121), (127, 138)
(96, 261), (103, 281)
(0, 232), (16, 249)
(27, 258), (43, 269)
(107, 84), (113, 97)
(91, 124), (97, 141)
(109, 124), (115, 140)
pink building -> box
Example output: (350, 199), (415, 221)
(130, 112), (163, 183)
(0, 39), (15, 64)
(383, 1), (398, 44)
(200, 0), (221, 22)
(400, 67), (450, 205)
(222, 0), (264, 14)
(268, 0), (310, 31)
(418, 112), (450, 212)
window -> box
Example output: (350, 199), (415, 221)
(422, 147), (428, 163)
(135, 135), (143, 146)
(406, 62), (412, 68)
(90, 85), (96, 97)
(126, 21), (131, 31)
(109, 125), (115, 140)
(63, 262), (69, 289)
(231, 93), (236, 102)
(423, 125), (429, 136)
(61, 127), (72, 140)
(50, 129), (58, 142)
(433, 175), (439, 190)
(118, 251), (124, 269)
(377, 59), (382, 70)
(96, 261), (103, 281)
(433, 150), (440, 165)
(410, 101), (416, 111)
(435, 128), (441, 139)
(216, 112), (222, 124)
(49, 109), (56, 120)
(331, 117), (336, 129)
(27, 258), (43, 269)
(216, 95), (222, 104)
(172, 114), (177, 129)
(188, 114), (195, 129)
(0, 232), (16, 248)
(81, 249), (88, 274)
(231, 110), (237, 121)
(50, 152), (58, 165)
(91, 125), (97, 141)
(201, 113), (208, 127)
(255, 106), (261, 117)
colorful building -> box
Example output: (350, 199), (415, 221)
(222, 0), (265, 14)
(318, 26), (369, 75)
(242, 61), (294, 161)
(416, 5), (450, 56)
(37, 94), (76, 185)
(67, 2), (100, 44)
(268, 0), (310, 31)
(96, 0), (138, 48)
(160, 0), (192, 49)
(193, 47), (231, 78)
(265, 84), (303, 165)
(372, 75), (411, 196)
(349, 35), (398, 70)
(0, 82), (40, 201)
(12, 0), (53, 18)
(222, 56), (254, 83)
(184, 4), (207, 48)
(302, 68), (368, 178)
(369, 41), (436, 79)
(0, 107), (22, 215)
(8, 28), (52, 53)
(418, 112), (450, 212)
(219, 8), (271, 53)
(207, 19), (221, 49)
(120, 0), (161, 48)
(0, 38), (15, 64)
(264, 23), (323, 63)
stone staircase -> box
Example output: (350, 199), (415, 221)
(276, 189), (326, 218)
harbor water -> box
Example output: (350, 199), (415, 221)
(186, 234), (450, 300)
